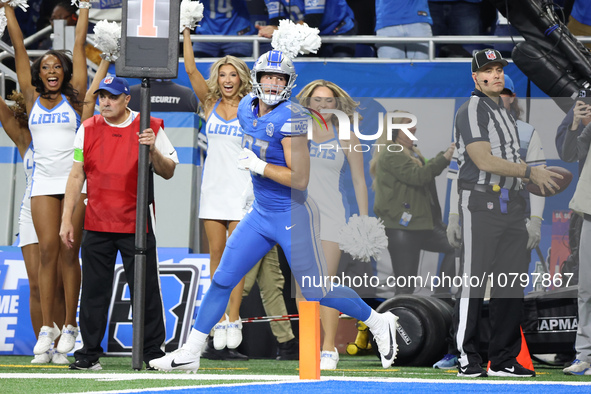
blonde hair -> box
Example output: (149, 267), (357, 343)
(369, 111), (410, 190)
(204, 56), (252, 111)
(296, 79), (361, 124)
(7, 91), (28, 129)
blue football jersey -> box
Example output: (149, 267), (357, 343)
(198, 0), (254, 36)
(238, 94), (309, 211)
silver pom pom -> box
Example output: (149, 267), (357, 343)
(0, 9), (6, 38)
(338, 215), (388, 263)
(179, 0), (204, 32)
(4, 0), (29, 12)
(271, 19), (321, 59)
(93, 20), (121, 62)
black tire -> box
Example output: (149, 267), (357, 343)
(371, 294), (448, 366)
(426, 296), (454, 330)
(423, 296), (455, 362)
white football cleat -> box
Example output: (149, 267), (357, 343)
(370, 312), (399, 368)
(149, 347), (200, 373)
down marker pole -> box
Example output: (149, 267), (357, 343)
(299, 301), (320, 380)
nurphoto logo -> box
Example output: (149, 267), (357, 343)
(306, 109), (418, 153)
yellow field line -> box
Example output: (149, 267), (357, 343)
(0, 364), (69, 369)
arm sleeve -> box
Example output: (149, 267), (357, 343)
(447, 148), (459, 180)
(456, 98), (490, 146)
(448, 177), (459, 215)
(562, 128), (582, 163)
(578, 122), (591, 163)
(280, 104), (309, 136)
(556, 107), (581, 162)
(155, 127), (180, 164)
(265, 0), (282, 20)
(384, 150), (449, 187)
(529, 193), (545, 219)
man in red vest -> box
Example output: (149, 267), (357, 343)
(60, 76), (178, 371)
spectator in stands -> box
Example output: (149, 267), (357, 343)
(556, 98), (591, 175)
(258, 0), (358, 57)
(375, 0), (433, 59)
(192, 0), (255, 57)
(428, 0), (482, 57)
(49, 1), (78, 27)
(38, 1), (102, 64)
(128, 80), (198, 113)
(567, 0), (591, 50)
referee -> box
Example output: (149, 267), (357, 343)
(453, 49), (559, 378)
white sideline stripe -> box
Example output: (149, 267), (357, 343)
(2, 373), (591, 387)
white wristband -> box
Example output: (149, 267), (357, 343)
(78, 1), (92, 9)
(251, 158), (267, 176)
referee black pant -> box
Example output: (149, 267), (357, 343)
(455, 189), (529, 369)
(74, 225), (166, 365)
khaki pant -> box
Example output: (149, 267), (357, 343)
(568, 16), (591, 50)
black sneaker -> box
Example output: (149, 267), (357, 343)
(225, 349), (249, 360)
(276, 338), (299, 361)
(69, 358), (102, 371)
(457, 363), (487, 377)
(489, 363), (535, 377)
(201, 340), (249, 361)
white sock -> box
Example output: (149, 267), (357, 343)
(363, 309), (383, 332)
(184, 328), (208, 355)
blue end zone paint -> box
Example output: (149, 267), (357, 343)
(136, 380), (591, 394)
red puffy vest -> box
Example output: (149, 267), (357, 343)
(83, 114), (164, 233)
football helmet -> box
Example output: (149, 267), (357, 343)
(251, 50), (297, 105)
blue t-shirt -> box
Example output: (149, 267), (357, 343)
(265, 0), (305, 22)
(571, 0), (591, 26)
(197, 0), (254, 36)
(375, 0), (432, 30)
(298, 0), (356, 35)
(238, 94), (309, 211)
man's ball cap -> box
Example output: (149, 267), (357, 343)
(471, 49), (508, 72)
(94, 76), (130, 95)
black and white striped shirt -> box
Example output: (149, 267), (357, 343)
(454, 90), (522, 191)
